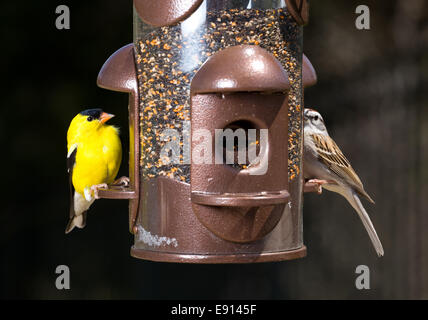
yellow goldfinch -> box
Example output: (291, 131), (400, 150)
(66, 108), (124, 234)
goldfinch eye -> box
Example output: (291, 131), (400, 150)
(87, 116), (94, 122)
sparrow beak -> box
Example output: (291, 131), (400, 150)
(100, 112), (115, 124)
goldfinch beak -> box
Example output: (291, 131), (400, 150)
(100, 112), (115, 124)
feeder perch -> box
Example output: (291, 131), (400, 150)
(95, 0), (317, 263)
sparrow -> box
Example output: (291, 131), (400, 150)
(303, 108), (384, 257)
(66, 108), (127, 234)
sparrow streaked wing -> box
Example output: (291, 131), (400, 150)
(310, 133), (375, 204)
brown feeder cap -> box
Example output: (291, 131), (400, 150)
(97, 43), (137, 93)
(303, 53), (317, 87)
(191, 45), (316, 93)
(191, 45), (290, 94)
(285, 0), (309, 26)
(133, 0), (203, 27)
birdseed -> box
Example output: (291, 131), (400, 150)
(135, 8), (303, 183)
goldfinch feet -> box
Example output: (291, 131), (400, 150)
(90, 183), (108, 199)
(112, 176), (130, 187)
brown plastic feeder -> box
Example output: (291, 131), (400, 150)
(95, 0), (317, 263)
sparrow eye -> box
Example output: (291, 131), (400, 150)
(87, 116), (94, 122)
(313, 115), (318, 121)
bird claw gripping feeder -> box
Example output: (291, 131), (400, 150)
(95, 0), (317, 263)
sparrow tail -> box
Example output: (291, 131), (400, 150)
(344, 190), (384, 257)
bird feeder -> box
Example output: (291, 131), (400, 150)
(95, 0), (317, 263)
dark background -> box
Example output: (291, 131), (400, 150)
(1, 0), (427, 299)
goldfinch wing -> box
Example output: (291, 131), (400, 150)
(310, 133), (374, 203)
(67, 145), (77, 219)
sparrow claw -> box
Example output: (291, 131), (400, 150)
(305, 179), (337, 194)
(90, 183), (108, 199)
(304, 179), (329, 194)
(307, 179), (329, 185)
(111, 176), (130, 187)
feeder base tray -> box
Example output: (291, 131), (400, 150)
(130, 246), (306, 264)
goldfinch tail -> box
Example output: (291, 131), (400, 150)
(65, 191), (94, 234)
(65, 212), (87, 234)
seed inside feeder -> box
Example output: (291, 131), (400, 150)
(135, 8), (303, 183)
